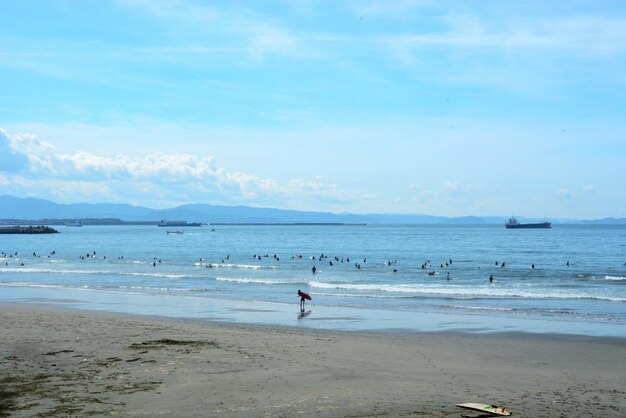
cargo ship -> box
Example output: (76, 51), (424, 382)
(505, 217), (551, 229)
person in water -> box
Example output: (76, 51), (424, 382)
(489, 274), (494, 283)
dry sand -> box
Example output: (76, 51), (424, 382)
(1, 302), (625, 417)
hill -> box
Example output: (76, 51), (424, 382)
(1, 195), (624, 225)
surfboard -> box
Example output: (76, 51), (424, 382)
(298, 290), (312, 300)
(456, 403), (511, 416)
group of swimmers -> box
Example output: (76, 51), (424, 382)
(3, 248), (626, 283)
(1, 251), (24, 266)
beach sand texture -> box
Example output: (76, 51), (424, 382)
(1, 303), (625, 417)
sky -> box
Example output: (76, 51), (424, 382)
(1, 0), (625, 218)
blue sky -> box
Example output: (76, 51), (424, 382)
(1, 0), (625, 218)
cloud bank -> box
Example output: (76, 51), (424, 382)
(0, 129), (350, 209)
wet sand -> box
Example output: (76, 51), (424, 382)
(1, 302), (625, 417)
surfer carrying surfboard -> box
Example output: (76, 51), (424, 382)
(298, 289), (311, 311)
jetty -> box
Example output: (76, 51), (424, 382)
(0, 225), (59, 234)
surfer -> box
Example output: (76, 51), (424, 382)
(489, 274), (494, 283)
(312, 266), (316, 274)
(298, 289), (311, 311)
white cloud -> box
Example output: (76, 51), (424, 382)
(581, 185), (596, 194)
(557, 188), (575, 199)
(357, 0), (433, 18)
(378, 14), (626, 91)
(0, 129), (30, 172)
(0, 129), (356, 210)
(382, 15), (626, 55)
(120, 0), (306, 63)
(444, 181), (460, 191)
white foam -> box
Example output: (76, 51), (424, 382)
(220, 263), (276, 270)
(448, 305), (514, 312)
(119, 272), (188, 279)
(0, 282), (67, 289)
(195, 263), (274, 270)
(605, 275), (626, 281)
(216, 277), (300, 285)
(119, 285), (193, 292)
(0, 267), (188, 280)
(307, 281), (626, 302)
(0, 267), (108, 275)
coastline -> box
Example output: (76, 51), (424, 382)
(1, 285), (625, 338)
(2, 302), (625, 417)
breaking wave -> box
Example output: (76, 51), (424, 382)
(307, 281), (626, 302)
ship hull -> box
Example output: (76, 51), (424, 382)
(506, 222), (551, 229)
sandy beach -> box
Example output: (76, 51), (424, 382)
(1, 302), (625, 417)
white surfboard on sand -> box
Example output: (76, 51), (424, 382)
(456, 403), (511, 416)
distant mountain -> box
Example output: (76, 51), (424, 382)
(564, 217), (626, 225)
(147, 204), (369, 224)
(0, 195), (152, 220)
(1, 195), (625, 225)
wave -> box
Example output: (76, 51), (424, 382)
(307, 281), (626, 302)
(577, 274), (626, 282)
(0, 282), (213, 294)
(216, 277), (305, 285)
(446, 305), (514, 312)
(0, 267), (191, 280)
(118, 285), (213, 292)
(0, 282), (72, 290)
(0, 267), (108, 275)
(194, 263), (276, 270)
(119, 272), (188, 279)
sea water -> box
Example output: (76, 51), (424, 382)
(1, 224), (625, 336)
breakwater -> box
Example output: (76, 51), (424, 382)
(0, 226), (59, 234)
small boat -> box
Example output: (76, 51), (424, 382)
(505, 217), (551, 229)
(65, 220), (83, 227)
(166, 230), (183, 234)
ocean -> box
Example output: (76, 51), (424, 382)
(1, 224), (625, 337)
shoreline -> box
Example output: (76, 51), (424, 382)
(1, 285), (625, 339)
(2, 302), (626, 417)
